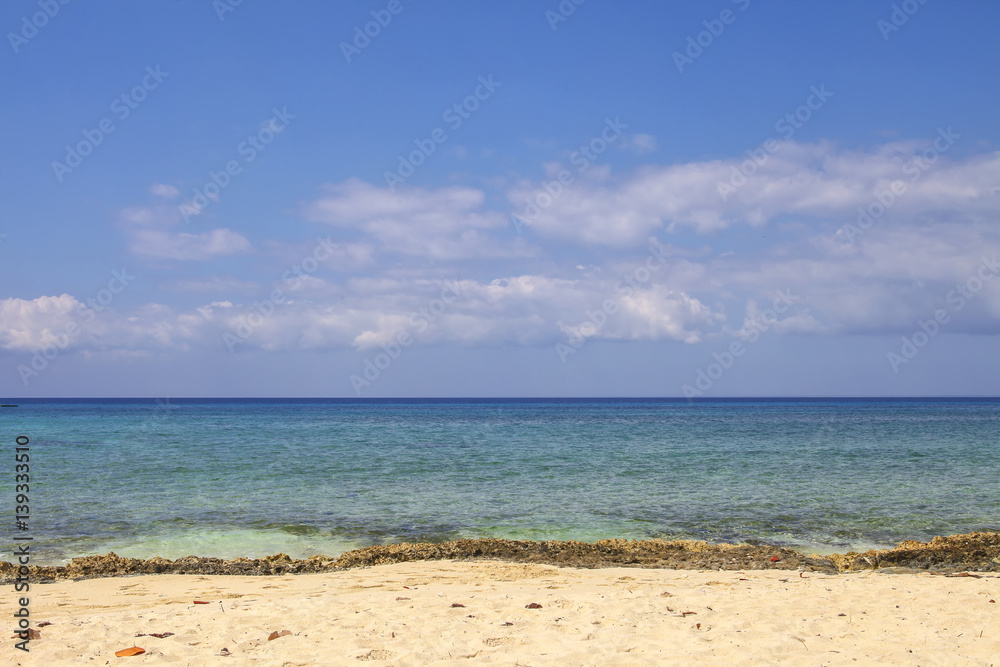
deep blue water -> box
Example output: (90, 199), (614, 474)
(2, 398), (998, 565)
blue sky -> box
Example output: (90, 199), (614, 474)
(1, 0), (999, 397)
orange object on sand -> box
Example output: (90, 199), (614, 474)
(115, 646), (146, 657)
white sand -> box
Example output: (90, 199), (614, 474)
(8, 561), (999, 665)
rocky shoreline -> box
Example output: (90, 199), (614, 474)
(3, 531), (998, 583)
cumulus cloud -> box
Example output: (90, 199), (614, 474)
(303, 178), (535, 259)
(10, 138), (999, 365)
(211, 272), (727, 351)
(508, 140), (1000, 244)
(0, 295), (208, 355)
(694, 220), (1000, 337)
(149, 183), (180, 199)
(559, 287), (721, 345)
(0, 295), (84, 351)
(6, 230), (999, 359)
(119, 195), (253, 260)
(621, 133), (658, 154)
(128, 228), (252, 260)
(0, 273), (727, 356)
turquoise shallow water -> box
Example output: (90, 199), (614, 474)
(3, 398), (999, 565)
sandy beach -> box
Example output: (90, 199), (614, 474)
(9, 560), (998, 666)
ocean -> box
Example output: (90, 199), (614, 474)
(3, 398), (998, 566)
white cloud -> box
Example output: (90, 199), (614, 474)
(0, 295), (83, 351)
(508, 141), (1000, 244)
(9, 139), (1000, 364)
(149, 183), (180, 199)
(238, 273), (724, 351)
(0, 274), (724, 355)
(304, 178), (535, 259)
(172, 276), (262, 293)
(260, 238), (376, 273)
(559, 287), (720, 345)
(6, 219), (999, 359)
(0, 295), (204, 354)
(128, 228), (252, 260)
(117, 196), (253, 260)
(621, 133), (658, 154)
(697, 221), (1000, 337)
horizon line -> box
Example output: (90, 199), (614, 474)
(3, 396), (999, 401)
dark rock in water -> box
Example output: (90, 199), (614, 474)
(827, 531), (1000, 572)
(330, 538), (837, 573)
(2, 532), (998, 582)
(0, 551), (339, 582)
